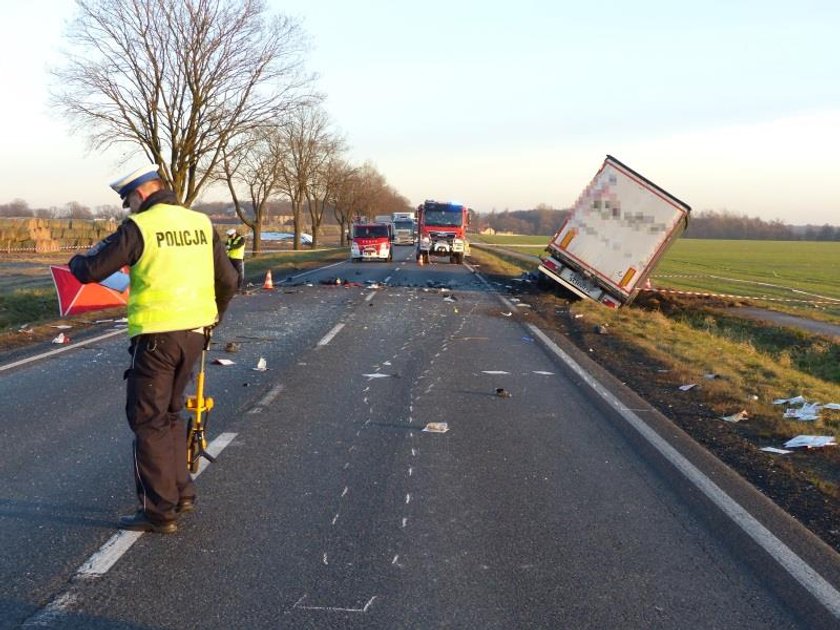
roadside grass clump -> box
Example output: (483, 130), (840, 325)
(671, 309), (840, 384)
(571, 299), (840, 441)
(0, 288), (58, 330)
(467, 249), (533, 276)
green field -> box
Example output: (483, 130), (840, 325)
(654, 240), (840, 301)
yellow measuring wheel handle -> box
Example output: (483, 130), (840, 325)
(185, 394), (214, 414)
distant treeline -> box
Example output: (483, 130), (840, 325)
(477, 208), (839, 241)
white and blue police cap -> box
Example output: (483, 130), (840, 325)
(109, 165), (161, 200)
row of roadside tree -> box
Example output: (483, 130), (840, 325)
(45, 0), (412, 252)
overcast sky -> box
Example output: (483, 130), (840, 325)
(1, 0), (838, 224)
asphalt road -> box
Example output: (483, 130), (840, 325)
(2, 246), (840, 628)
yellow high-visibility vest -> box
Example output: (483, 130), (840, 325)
(226, 235), (245, 260)
(127, 203), (217, 337)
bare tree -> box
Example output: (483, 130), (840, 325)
(53, 0), (315, 205)
(219, 126), (286, 254)
(64, 201), (94, 219)
(0, 199), (33, 217)
(305, 132), (346, 248)
(275, 105), (334, 249)
(329, 162), (363, 246)
(96, 204), (127, 221)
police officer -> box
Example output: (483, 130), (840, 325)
(69, 164), (238, 534)
(225, 227), (246, 293)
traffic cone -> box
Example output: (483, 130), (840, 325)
(263, 270), (274, 289)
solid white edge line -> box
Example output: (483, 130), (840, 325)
(0, 328), (125, 372)
(317, 323), (345, 347)
(525, 322), (840, 619)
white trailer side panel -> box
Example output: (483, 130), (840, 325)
(548, 156), (690, 297)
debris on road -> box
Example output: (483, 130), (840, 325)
(495, 388), (512, 398)
(52, 333), (70, 344)
(423, 422), (449, 433)
(224, 342), (241, 353)
(252, 357), (268, 371)
(213, 359), (235, 366)
(679, 383), (697, 391)
(501, 312), (512, 317)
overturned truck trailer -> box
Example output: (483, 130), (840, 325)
(538, 155), (691, 307)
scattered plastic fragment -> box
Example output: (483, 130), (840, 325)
(52, 333), (70, 344)
(773, 395), (806, 406)
(823, 403), (840, 410)
(784, 435), (836, 449)
(423, 422), (449, 433)
(760, 447), (792, 455)
(501, 312), (512, 317)
(783, 403), (821, 421)
(721, 410), (748, 423)
(495, 388), (511, 398)
(678, 384), (697, 391)
(213, 359), (235, 366)
(253, 357), (268, 371)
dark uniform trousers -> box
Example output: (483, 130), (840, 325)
(229, 257), (245, 292)
(125, 330), (205, 523)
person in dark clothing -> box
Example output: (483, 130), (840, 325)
(69, 164), (238, 534)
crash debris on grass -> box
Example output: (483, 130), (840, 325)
(773, 395), (840, 422)
(721, 410), (749, 423)
(783, 435), (837, 449)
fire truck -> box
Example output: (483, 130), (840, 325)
(415, 200), (470, 264)
(350, 221), (393, 262)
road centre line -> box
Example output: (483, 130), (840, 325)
(24, 433), (239, 626)
(316, 323), (345, 347)
(525, 322), (840, 620)
(0, 328), (125, 373)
